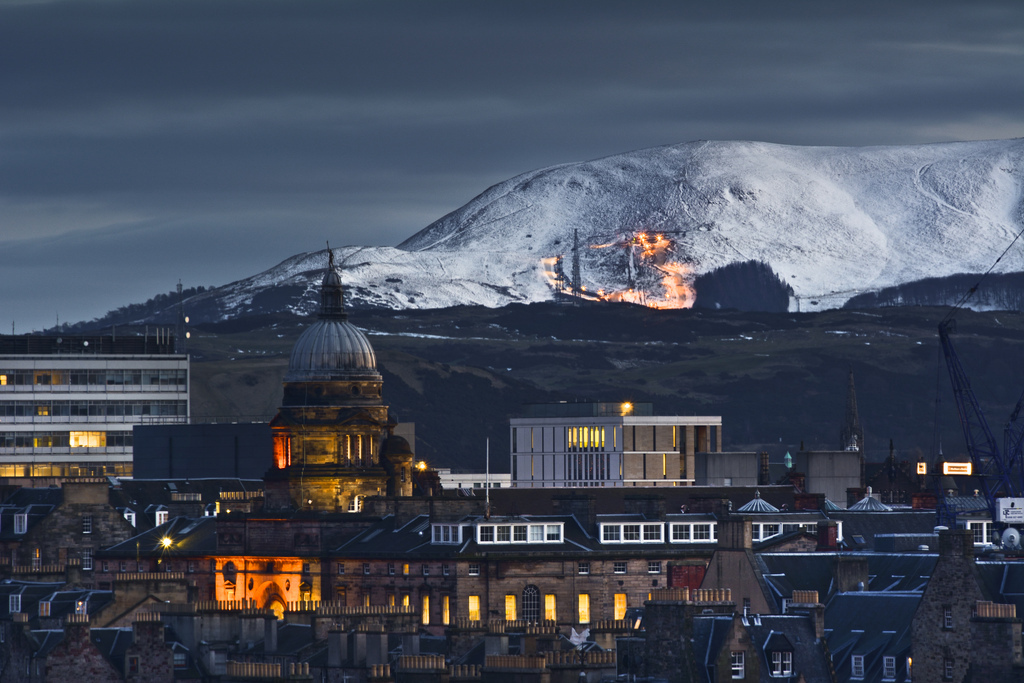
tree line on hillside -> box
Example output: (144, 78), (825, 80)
(52, 286), (209, 334)
(692, 260), (794, 312)
(845, 272), (1024, 310)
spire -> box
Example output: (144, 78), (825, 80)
(319, 243), (346, 320)
(840, 367), (864, 452)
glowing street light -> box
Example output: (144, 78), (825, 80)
(160, 537), (173, 549)
(417, 461), (428, 471)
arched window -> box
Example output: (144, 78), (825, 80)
(522, 585), (541, 622)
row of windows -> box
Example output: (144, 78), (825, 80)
(601, 522), (664, 543)
(0, 369), (186, 387)
(849, 653), (901, 680)
(0, 400), (186, 418)
(0, 431), (132, 448)
(476, 523), (563, 544)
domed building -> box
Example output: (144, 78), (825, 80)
(265, 251), (413, 510)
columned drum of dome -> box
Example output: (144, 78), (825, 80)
(265, 250), (413, 511)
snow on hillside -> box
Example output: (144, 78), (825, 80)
(171, 138), (1024, 322)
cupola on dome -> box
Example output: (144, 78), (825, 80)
(285, 250), (380, 382)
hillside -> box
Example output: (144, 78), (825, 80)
(57, 138), (1024, 332)
(183, 302), (1024, 472)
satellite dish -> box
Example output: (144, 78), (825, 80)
(1001, 527), (1020, 550)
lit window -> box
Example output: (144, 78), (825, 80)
(578, 594), (590, 623)
(578, 561), (590, 575)
(882, 656), (895, 680)
(614, 593), (627, 620)
(504, 594), (517, 621)
(545, 594), (557, 621)
(402, 594), (410, 607)
(421, 595), (430, 625)
(442, 595), (450, 625)
(614, 561), (627, 574)
(852, 654), (864, 678)
(69, 431), (106, 448)
(402, 563), (409, 576)
(468, 595), (481, 621)
(731, 651), (745, 679)
(38, 601), (50, 617)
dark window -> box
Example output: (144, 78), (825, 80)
(522, 585), (541, 622)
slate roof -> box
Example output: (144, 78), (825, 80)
(746, 614), (832, 682)
(975, 560), (1024, 615)
(756, 552), (936, 606)
(825, 592), (920, 683)
(97, 516), (217, 559)
(0, 488), (62, 540)
(826, 511), (937, 550)
(847, 494), (892, 512)
(0, 580), (65, 620)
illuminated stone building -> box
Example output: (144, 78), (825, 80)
(509, 402), (722, 488)
(265, 251), (413, 512)
(0, 333), (188, 481)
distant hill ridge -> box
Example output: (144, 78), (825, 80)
(62, 138), (1024, 330)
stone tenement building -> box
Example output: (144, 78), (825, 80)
(265, 251), (413, 512)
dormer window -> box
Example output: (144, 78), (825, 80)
(431, 524), (462, 544)
(771, 651), (793, 677)
(14, 514), (27, 535)
(600, 522), (663, 544)
(476, 522), (562, 544)
(155, 510), (168, 526)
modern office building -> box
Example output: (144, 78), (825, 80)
(509, 401), (722, 488)
(0, 333), (189, 479)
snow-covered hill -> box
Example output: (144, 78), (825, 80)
(132, 138), (1024, 323)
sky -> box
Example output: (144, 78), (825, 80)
(1, 0), (1023, 332)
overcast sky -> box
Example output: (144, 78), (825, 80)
(2, 0), (1022, 332)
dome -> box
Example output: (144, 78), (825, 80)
(286, 318), (378, 381)
(284, 248), (380, 381)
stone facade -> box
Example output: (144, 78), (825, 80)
(44, 615), (124, 682)
(910, 528), (984, 683)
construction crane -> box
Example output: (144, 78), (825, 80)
(936, 318), (1024, 527)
